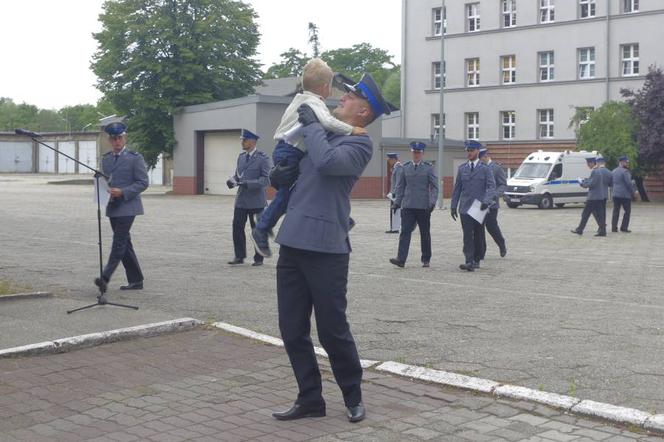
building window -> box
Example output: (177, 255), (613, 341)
(466, 58), (480, 87)
(502, 0), (517, 27)
(580, 0), (596, 18)
(502, 55), (516, 84)
(578, 47), (596, 79)
(538, 109), (554, 139)
(466, 112), (479, 140)
(624, 0), (639, 13)
(433, 7), (447, 36)
(540, 0), (555, 23)
(432, 62), (446, 89)
(622, 44), (639, 76)
(501, 111), (516, 140)
(467, 3), (480, 32)
(432, 113), (446, 139)
(539, 51), (554, 81)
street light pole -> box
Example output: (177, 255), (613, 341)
(437, 0), (446, 209)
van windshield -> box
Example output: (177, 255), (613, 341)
(514, 163), (552, 179)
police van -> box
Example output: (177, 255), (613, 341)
(503, 150), (599, 209)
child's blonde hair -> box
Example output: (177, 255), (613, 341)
(302, 58), (334, 91)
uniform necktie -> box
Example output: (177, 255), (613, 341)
(471, 162), (475, 172)
(114, 154), (119, 163)
(245, 154), (251, 164)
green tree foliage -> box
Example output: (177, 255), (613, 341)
(308, 22), (320, 58)
(574, 101), (638, 170)
(381, 68), (401, 110)
(622, 66), (664, 174)
(263, 48), (309, 80)
(0, 98), (38, 131)
(92, 0), (262, 166)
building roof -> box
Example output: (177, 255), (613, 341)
(254, 77), (300, 96)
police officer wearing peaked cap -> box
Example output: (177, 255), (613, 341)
(227, 129), (271, 266)
(389, 142), (439, 268)
(611, 155), (638, 232)
(94, 121), (149, 293)
(572, 156), (611, 236)
(478, 147), (507, 259)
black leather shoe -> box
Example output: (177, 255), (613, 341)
(227, 257), (244, 265)
(459, 263), (474, 272)
(346, 402), (365, 423)
(251, 228), (272, 258)
(120, 282), (143, 290)
(594, 232), (606, 237)
(422, 261), (430, 268)
(94, 277), (108, 293)
(385, 230), (399, 234)
(252, 261), (263, 267)
(272, 403), (326, 421)
(612, 228), (618, 233)
(620, 229), (631, 233)
(571, 229), (582, 235)
(389, 258), (405, 268)
(500, 246), (507, 258)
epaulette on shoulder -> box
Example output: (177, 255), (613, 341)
(423, 161), (432, 166)
(403, 161), (413, 166)
(256, 150), (268, 157)
(127, 150), (139, 156)
(102, 151), (112, 156)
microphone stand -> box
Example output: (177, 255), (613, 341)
(17, 132), (138, 313)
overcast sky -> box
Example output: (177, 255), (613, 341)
(0, 0), (401, 110)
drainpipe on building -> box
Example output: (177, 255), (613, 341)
(436, 0), (446, 208)
(400, 0), (407, 138)
(605, 0), (611, 102)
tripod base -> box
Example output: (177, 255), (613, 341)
(67, 293), (139, 314)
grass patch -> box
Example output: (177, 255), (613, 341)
(0, 279), (30, 296)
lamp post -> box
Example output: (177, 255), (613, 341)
(436, 0), (446, 209)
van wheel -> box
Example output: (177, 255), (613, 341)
(555, 203), (565, 208)
(538, 194), (553, 209)
(506, 202), (520, 209)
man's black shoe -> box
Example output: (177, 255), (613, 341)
(120, 282), (143, 290)
(620, 229), (632, 233)
(252, 261), (263, 267)
(571, 229), (582, 235)
(389, 258), (405, 268)
(385, 230), (399, 234)
(422, 261), (430, 268)
(346, 402), (365, 423)
(94, 277), (108, 293)
(500, 246), (507, 257)
(251, 228), (272, 257)
(612, 228), (618, 233)
(272, 403), (326, 421)
(459, 263), (474, 272)
(472, 261), (480, 269)
(594, 232), (606, 237)
(227, 257), (244, 265)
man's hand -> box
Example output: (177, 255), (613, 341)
(351, 126), (367, 136)
(480, 202), (488, 211)
(297, 104), (319, 127)
(391, 202), (400, 211)
(450, 208), (458, 221)
(110, 187), (123, 198)
(226, 179), (236, 189)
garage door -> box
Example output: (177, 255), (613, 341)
(78, 141), (97, 174)
(204, 131), (241, 195)
(0, 141), (33, 172)
(39, 143), (56, 172)
(58, 141), (76, 173)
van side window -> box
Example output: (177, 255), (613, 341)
(550, 163), (562, 180)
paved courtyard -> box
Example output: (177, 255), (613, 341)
(1, 328), (658, 441)
(1, 175), (663, 415)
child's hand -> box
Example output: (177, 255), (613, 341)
(351, 126), (367, 136)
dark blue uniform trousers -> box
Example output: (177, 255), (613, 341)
(576, 200), (604, 233)
(460, 214), (484, 264)
(479, 208), (506, 260)
(397, 208), (432, 263)
(102, 216), (143, 283)
(612, 197), (632, 231)
(276, 245), (362, 408)
(233, 208), (264, 262)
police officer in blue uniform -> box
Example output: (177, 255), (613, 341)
(385, 153), (402, 234)
(450, 140), (496, 271)
(227, 129), (271, 266)
(596, 156), (613, 235)
(389, 142), (438, 268)
(94, 122), (149, 292)
(571, 156), (611, 236)
(271, 73), (391, 424)
(611, 155), (638, 232)
(478, 147), (507, 258)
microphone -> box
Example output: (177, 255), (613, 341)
(15, 128), (42, 137)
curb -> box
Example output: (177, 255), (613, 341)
(0, 318), (202, 358)
(0, 291), (52, 301)
(213, 322), (663, 436)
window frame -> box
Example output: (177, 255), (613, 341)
(538, 51), (555, 82)
(539, 0), (555, 23)
(466, 58), (481, 87)
(467, 3), (481, 32)
(466, 112), (480, 140)
(623, 0), (639, 13)
(538, 109), (555, 139)
(433, 7), (447, 36)
(432, 113), (446, 140)
(433, 62), (442, 90)
(578, 47), (596, 80)
(502, 0), (517, 28)
(579, 0), (596, 18)
(501, 111), (516, 140)
(621, 43), (640, 77)
(501, 55), (517, 85)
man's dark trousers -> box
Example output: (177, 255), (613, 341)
(478, 208), (506, 260)
(595, 199), (607, 233)
(576, 200), (602, 233)
(276, 245), (362, 408)
(102, 216), (143, 283)
(233, 208), (264, 262)
(612, 197), (632, 231)
(460, 214), (483, 264)
(397, 208), (431, 263)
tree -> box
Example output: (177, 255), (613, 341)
(322, 43), (397, 89)
(92, 0), (262, 166)
(308, 22), (320, 57)
(622, 66), (664, 175)
(573, 101), (638, 170)
(263, 48), (309, 80)
(381, 68), (401, 110)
